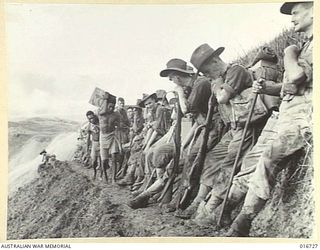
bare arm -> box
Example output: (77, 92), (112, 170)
(175, 86), (188, 115)
(144, 130), (158, 152)
(253, 80), (282, 96)
(98, 99), (107, 115)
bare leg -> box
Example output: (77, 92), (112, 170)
(102, 160), (109, 183)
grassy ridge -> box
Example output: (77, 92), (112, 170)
(234, 28), (306, 81)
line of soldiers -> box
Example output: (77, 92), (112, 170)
(82, 1), (313, 237)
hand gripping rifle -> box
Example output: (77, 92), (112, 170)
(158, 91), (182, 204)
(179, 92), (217, 207)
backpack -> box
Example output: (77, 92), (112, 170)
(249, 46), (282, 111)
(250, 62), (281, 111)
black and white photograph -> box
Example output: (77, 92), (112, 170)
(3, 0), (317, 241)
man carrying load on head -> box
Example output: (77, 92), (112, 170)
(98, 92), (121, 183)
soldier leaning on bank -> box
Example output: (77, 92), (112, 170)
(221, 1), (313, 237)
(158, 58), (225, 213)
(176, 43), (271, 219)
(128, 92), (171, 192)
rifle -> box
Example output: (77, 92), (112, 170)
(158, 91), (182, 204)
(217, 90), (259, 227)
(179, 92), (217, 207)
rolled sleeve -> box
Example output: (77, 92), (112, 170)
(223, 65), (252, 98)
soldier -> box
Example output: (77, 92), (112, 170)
(176, 43), (266, 219)
(128, 98), (178, 209)
(221, 1), (314, 237)
(192, 46), (281, 227)
(158, 58), (224, 213)
(127, 107), (134, 128)
(117, 102), (145, 187)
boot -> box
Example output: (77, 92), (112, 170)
(192, 195), (222, 226)
(226, 189), (266, 237)
(175, 184), (211, 219)
(130, 178), (144, 192)
(146, 179), (165, 204)
(162, 192), (180, 213)
(131, 173), (151, 193)
(128, 191), (151, 209)
(219, 186), (246, 227)
(117, 164), (135, 186)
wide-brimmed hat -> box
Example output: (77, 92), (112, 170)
(160, 58), (195, 77)
(190, 44), (225, 71)
(280, 2), (311, 15)
(138, 93), (157, 108)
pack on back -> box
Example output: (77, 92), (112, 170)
(249, 59), (281, 111)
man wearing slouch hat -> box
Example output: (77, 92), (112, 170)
(176, 43), (262, 220)
(221, 1), (313, 237)
(159, 58), (225, 213)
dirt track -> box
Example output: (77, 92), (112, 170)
(7, 161), (228, 239)
(7, 151), (314, 240)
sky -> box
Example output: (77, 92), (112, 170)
(5, 2), (292, 122)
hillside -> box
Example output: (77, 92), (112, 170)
(7, 149), (313, 239)
(6, 29), (315, 239)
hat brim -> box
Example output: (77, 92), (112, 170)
(127, 105), (142, 110)
(197, 47), (225, 71)
(138, 93), (157, 108)
(160, 68), (195, 77)
(280, 2), (296, 15)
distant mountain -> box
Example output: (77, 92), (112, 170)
(8, 117), (80, 159)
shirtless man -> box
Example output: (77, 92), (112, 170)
(98, 93), (121, 183)
(86, 110), (101, 179)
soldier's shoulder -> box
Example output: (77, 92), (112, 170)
(194, 76), (211, 85)
(226, 64), (249, 77)
(229, 63), (247, 72)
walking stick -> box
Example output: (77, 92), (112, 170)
(217, 91), (259, 227)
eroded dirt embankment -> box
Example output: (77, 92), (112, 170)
(7, 161), (226, 239)
(7, 150), (314, 239)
